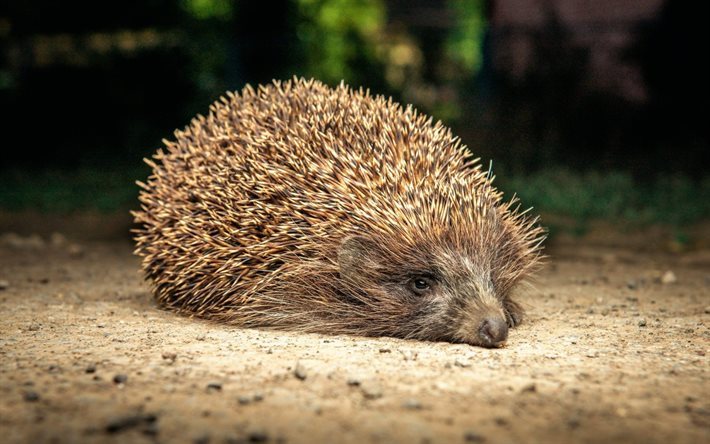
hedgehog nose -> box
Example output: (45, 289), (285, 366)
(478, 317), (508, 348)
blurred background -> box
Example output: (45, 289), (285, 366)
(0, 0), (708, 237)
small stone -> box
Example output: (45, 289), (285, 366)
(193, 434), (210, 444)
(360, 379), (383, 399)
(247, 429), (269, 442)
(206, 382), (222, 391)
(23, 391), (40, 402)
(454, 359), (471, 368)
(638, 318), (647, 327)
(238, 395), (251, 405)
(520, 383), (536, 393)
(27, 323), (41, 331)
(142, 422), (160, 436)
(161, 352), (177, 363)
(105, 413), (157, 434)
(346, 377), (361, 386)
(85, 364), (96, 373)
(50, 232), (67, 247)
(464, 431), (486, 442)
(704, 306), (710, 314)
(626, 280), (638, 290)
(113, 374), (128, 384)
(402, 399), (422, 410)
(0, 280), (9, 290)
(378, 348), (391, 353)
(252, 393), (264, 402)
(660, 270), (677, 284)
(293, 362), (308, 381)
(67, 243), (84, 258)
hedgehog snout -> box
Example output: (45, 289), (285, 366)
(477, 316), (508, 348)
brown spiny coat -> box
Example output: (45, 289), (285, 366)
(133, 78), (545, 347)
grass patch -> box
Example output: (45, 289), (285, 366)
(499, 169), (710, 228)
(0, 166), (149, 213)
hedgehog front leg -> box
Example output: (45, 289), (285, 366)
(503, 298), (524, 327)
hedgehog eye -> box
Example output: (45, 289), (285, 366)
(409, 276), (435, 295)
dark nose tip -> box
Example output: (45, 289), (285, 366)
(478, 317), (509, 348)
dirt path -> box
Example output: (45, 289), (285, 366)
(0, 224), (708, 444)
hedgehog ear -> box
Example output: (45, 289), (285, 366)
(338, 235), (383, 284)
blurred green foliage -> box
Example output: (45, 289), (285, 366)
(500, 169), (710, 227)
(0, 167), (148, 213)
(445, 0), (486, 75)
(295, 0), (386, 83)
(181, 0), (233, 21)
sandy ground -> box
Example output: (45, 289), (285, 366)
(0, 214), (708, 444)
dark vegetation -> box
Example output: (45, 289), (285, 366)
(0, 1), (708, 228)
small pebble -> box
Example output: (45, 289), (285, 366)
(360, 379), (383, 399)
(704, 306), (710, 314)
(142, 422), (160, 436)
(346, 377), (361, 386)
(113, 374), (128, 384)
(23, 391), (40, 402)
(626, 280), (638, 290)
(464, 431), (486, 442)
(402, 399), (422, 410)
(378, 348), (391, 353)
(85, 364), (96, 374)
(638, 318), (647, 327)
(247, 429), (269, 442)
(238, 395), (252, 405)
(193, 434), (210, 444)
(105, 413), (157, 434)
(50, 232), (67, 247)
(454, 359), (471, 368)
(206, 382), (222, 391)
(520, 383), (536, 393)
(27, 323), (41, 331)
(660, 270), (677, 284)
(293, 362), (308, 380)
(0, 280), (9, 290)
(162, 352), (177, 363)
(67, 243), (84, 258)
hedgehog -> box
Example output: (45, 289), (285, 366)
(133, 78), (545, 348)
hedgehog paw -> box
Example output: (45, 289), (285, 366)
(503, 299), (524, 327)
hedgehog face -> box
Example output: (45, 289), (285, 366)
(337, 235), (524, 348)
